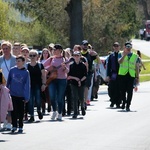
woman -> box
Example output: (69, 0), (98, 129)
(27, 50), (46, 122)
(40, 48), (51, 114)
(43, 44), (69, 121)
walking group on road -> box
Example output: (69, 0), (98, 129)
(0, 39), (144, 134)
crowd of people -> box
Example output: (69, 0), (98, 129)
(0, 40), (101, 133)
(0, 39), (145, 133)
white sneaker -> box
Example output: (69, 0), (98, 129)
(6, 123), (12, 130)
(51, 111), (57, 120)
(57, 114), (62, 121)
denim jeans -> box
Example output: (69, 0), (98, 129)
(28, 85), (41, 116)
(48, 79), (67, 114)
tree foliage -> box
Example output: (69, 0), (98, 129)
(1, 0), (144, 54)
(0, 0), (10, 39)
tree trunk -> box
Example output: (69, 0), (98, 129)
(140, 0), (150, 20)
(65, 0), (83, 48)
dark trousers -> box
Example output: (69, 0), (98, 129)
(108, 77), (121, 106)
(11, 96), (24, 128)
(119, 74), (135, 106)
(71, 84), (85, 116)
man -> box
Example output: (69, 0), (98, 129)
(106, 42), (121, 108)
(81, 40), (101, 105)
(0, 41), (16, 130)
(118, 41), (139, 111)
(12, 42), (21, 56)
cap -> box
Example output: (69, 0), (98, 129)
(82, 40), (88, 45)
(73, 51), (81, 55)
(113, 42), (119, 46)
(21, 47), (29, 52)
(49, 43), (55, 48)
(54, 44), (63, 50)
(125, 41), (132, 48)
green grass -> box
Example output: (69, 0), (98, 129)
(140, 61), (150, 74)
(140, 75), (150, 82)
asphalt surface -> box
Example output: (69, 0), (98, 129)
(1, 81), (150, 150)
(1, 39), (150, 150)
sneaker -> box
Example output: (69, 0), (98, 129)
(6, 123), (12, 131)
(28, 116), (35, 123)
(18, 128), (23, 133)
(86, 100), (90, 105)
(51, 111), (57, 120)
(38, 111), (43, 120)
(11, 127), (17, 133)
(57, 114), (62, 121)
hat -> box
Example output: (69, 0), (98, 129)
(49, 43), (55, 48)
(113, 42), (119, 46)
(82, 40), (88, 45)
(73, 51), (81, 55)
(22, 47), (29, 52)
(125, 42), (132, 48)
(54, 44), (63, 50)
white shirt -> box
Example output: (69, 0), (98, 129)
(1, 59), (11, 81)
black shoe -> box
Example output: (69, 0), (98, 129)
(116, 104), (121, 108)
(110, 103), (114, 108)
(38, 111), (43, 120)
(121, 103), (125, 109)
(11, 127), (17, 133)
(81, 107), (86, 116)
(18, 128), (23, 133)
(47, 105), (51, 112)
(126, 105), (130, 111)
(72, 115), (77, 119)
(95, 94), (98, 99)
(28, 116), (35, 122)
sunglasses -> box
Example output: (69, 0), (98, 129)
(73, 55), (80, 57)
(29, 54), (37, 57)
(113, 45), (119, 47)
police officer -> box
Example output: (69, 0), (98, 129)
(118, 42), (139, 111)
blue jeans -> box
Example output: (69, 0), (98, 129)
(28, 85), (41, 116)
(48, 79), (67, 114)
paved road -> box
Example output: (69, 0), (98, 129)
(132, 39), (150, 57)
(1, 81), (150, 150)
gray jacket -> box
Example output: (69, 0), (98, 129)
(0, 55), (16, 69)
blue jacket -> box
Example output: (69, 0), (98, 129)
(7, 66), (30, 102)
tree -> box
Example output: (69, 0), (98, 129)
(65, 0), (83, 48)
(139, 0), (150, 20)
(0, 0), (10, 39)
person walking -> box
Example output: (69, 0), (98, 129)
(0, 41), (16, 130)
(118, 42), (139, 111)
(27, 50), (46, 122)
(106, 42), (121, 108)
(68, 51), (87, 118)
(43, 44), (69, 121)
(7, 55), (30, 133)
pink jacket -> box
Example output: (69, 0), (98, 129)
(0, 85), (13, 122)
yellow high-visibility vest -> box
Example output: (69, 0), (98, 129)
(118, 52), (138, 77)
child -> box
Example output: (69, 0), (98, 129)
(7, 55), (30, 133)
(0, 70), (12, 130)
